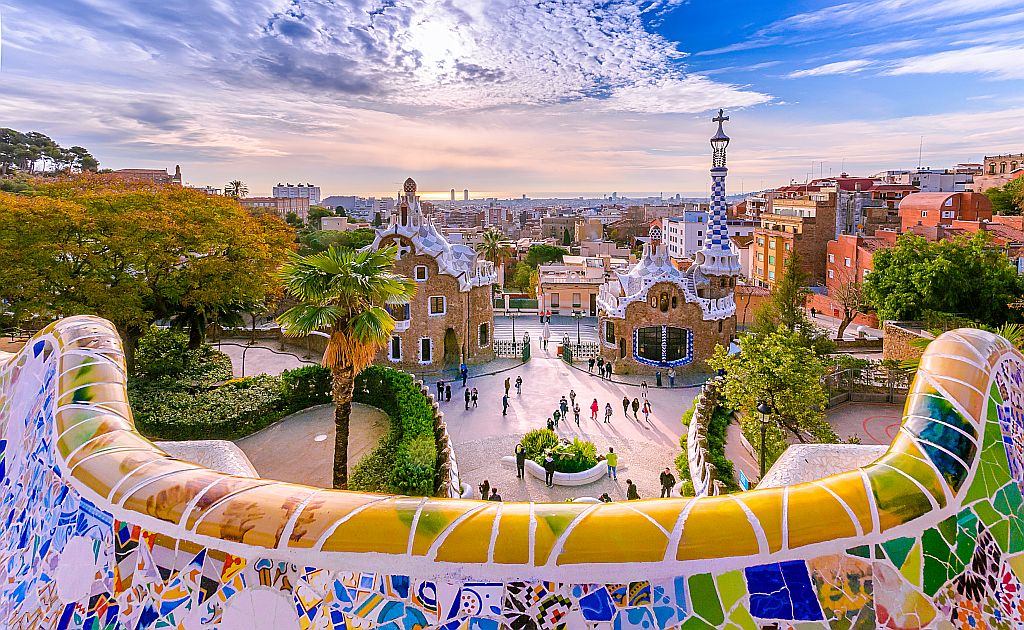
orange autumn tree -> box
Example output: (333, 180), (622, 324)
(0, 174), (294, 371)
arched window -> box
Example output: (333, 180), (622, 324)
(659, 293), (669, 312)
(671, 296), (678, 309)
(400, 204), (409, 225)
(604, 320), (615, 344)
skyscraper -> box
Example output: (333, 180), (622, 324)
(463, 189), (469, 201)
(450, 188), (455, 202)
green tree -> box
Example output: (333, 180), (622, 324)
(831, 269), (869, 341)
(562, 226), (572, 246)
(864, 231), (1024, 326)
(285, 211), (302, 227)
(707, 329), (837, 471)
(525, 244), (567, 268)
(749, 251), (833, 353)
(0, 174), (293, 368)
(224, 180), (248, 199)
(306, 206), (335, 229)
(985, 178), (1024, 216)
(297, 228), (376, 256)
(372, 212), (383, 227)
(277, 245), (417, 488)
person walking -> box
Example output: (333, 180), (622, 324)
(464, 387), (471, 410)
(460, 363), (468, 388)
(631, 397), (640, 420)
(436, 380), (444, 399)
(559, 396), (569, 417)
(489, 488), (502, 501)
(573, 403), (581, 426)
(547, 417), (555, 431)
(640, 380), (648, 397)
(642, 399), (652, 423)
(606, 447), (618, 480)
(543, 452), (556, 487)
(626, 479), (640, 500)
(597, 356), (605, 376)
(621, 396), (630, 418)
(588, 357), (595, 373)
(504, 377), (511, 397)
(515, 375), (522, 395)
(569, 389), (576, 407)
(471, 388), (479, 408)
(655, 370), (662, 387)
(502, 393), (509, 416)
(515, 444), (526, 479)
(552, 408), (561, 428)
(590, 398), (600, 421)
(659, 468), (676, 498)
(478, 479), (490, 500)
(668, 368), (676, 388)
(604, 402), (613, 424)
(606, 362), (613, 379)
(445, 383), (452, 403)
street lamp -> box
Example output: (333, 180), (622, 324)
(572, 310), (583, 345)
(756, 401), (772, 480)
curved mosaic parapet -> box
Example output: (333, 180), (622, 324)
(3, 315), (1024, 628)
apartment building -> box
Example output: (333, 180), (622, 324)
(750, 192), (836, 289)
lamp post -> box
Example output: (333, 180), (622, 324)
(572, 310), (583, 345)
(756, 401), (772, 480)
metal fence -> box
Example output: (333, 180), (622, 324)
(494, 338), (528, 359)
(561, 341), (601, 363)
(823, 365), (911, 407)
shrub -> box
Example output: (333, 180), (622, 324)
(133, 326), (232, 386)
(351, 366), (440, 496)
(519, 429), (597, 473)
(675, 400), (740, 493)
(280, 365), (331, 411)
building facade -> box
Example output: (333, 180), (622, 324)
(111, 165), (182, 185)
(596, 111), (737, 374)
(239, 196), (311, 222)
(370, 178), (496, 369)
(972, 153), (1024, 191)
(751, 191), (836, 289)
(898, 191), (993, 232)
(272, 183), (321, 206)
(663, 213), (756, 261)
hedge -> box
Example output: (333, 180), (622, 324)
(519, 428), (597, 473)
(350, 366), (439, 496)
(674, 402), (739, 495)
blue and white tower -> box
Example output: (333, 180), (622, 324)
(695, 109), (741, 296)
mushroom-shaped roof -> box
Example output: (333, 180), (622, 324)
(404, 178), (417, 194)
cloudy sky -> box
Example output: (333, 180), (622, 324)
(3, 0), (1023, 198)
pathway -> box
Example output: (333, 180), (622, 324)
(235, 403), (388, 487)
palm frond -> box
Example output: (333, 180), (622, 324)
(277, 304), (346, 336)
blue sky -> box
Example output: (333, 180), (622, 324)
(1, 1), (1022, 198)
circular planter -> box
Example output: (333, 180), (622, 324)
(500, 456), (608, 486)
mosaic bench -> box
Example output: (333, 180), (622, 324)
(2, 315), (1023, 628)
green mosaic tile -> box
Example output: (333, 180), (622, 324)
(687, 573), (724, 626)
(900, 540), (922, 587)
(1010, 516), (1024, 554)
(847, 545), (870, 559)
(881, 537), (915, 569)
(850, 605), (877, 629)
(922, 527), (964, 596)
(874, 544), (885, 560)
(680, 616), (716, 630)
(989, 519), (1010, 553)
(954, 511), (978, 567)
(937, 514), (958, 545)
(727, 606), (757, 630)
(715, 570), (745, 611)
(972, 499), (1002, 527)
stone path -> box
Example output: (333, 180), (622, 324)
(235, 403), (388, 487)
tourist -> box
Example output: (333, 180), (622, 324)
(553, 408), (561, 428)
(445, 383), (452, 402)
(504, 377), (511, 396)
(604, 403), (613, 424)
(642, 399), (652, 423)
(810, 307), (817, 318)
(640, 380), (648, 397)
(460, 363), (468, 388)
(655, 370), (662, 387)
(515, 375), (522, 395)
(464, 387), (471, 410)
(489, 488), (502, 502)
(471, 388), (479, 408)
(569, 389), (576, 407)
(436, 380), (444, 399)
(515, 444), (526, 479)
(599, 492), (612, 503)
(621, 396), (630, 418)
(590, 398), (600, 421)
(631, 397), (640, 420)
(626, 479), (640, 500)
(660, 467), (676, 498)
(502, 393), (509, 416)
(606, 362), (613, 379)
(479, 479), (490, 500)
(597, 356), (605, 376)
(588, 357), (595, 373)
(573, 403), (581, 426)
(559, 396), (569, 417)
(606, 447), (617, 479)
(668, 368), (676, 388)
(543, 452), (556, 487)
(547, 417), (555, 431)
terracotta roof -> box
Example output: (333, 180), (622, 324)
(811, 177), (879, 191)
(984, 223), (1024, 244)
(736, 284), (770, 296)
(872, 185), (919, 192)
(898, 192), (957, 214)
(857, 237), (891, 253)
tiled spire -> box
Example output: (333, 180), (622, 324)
(697, 109), (740, 277)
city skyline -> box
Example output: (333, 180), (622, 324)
(2, 0), (1022, 195)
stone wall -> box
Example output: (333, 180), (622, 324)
(6, 316), (1024, 629)
(687, 377), (726, 497)
(599, 281), (733, 375)
(882, 320), (934, 362)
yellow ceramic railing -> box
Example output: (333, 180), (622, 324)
(32, 315), (1004, 581)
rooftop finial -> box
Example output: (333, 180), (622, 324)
(710, 109), (730, 169)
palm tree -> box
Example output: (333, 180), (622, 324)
(277, 245), (417, 488)
(477, 228), (512, 288)
(225, 180), (248, 199)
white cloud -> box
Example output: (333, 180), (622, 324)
(602, 76), (770, 114)
(787, 59), (872, 78)
(885, 45), (1024, 80)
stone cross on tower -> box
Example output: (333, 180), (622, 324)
(697, 109), (740, 279)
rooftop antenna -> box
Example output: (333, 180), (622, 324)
(918, 136), (924, 169)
